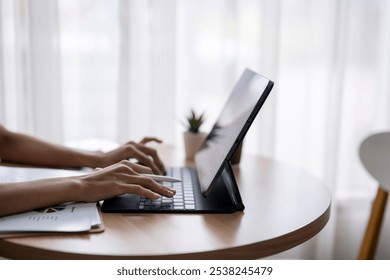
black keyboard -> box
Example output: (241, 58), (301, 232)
(138, 167), (196, 210)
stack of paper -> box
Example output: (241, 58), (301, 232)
(0, 202), (102, 233)
(0, 166), (102, 234)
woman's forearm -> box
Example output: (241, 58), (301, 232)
(0, 161), (175, 217)
(0, 125), (166, 173)
(0, 127), (103, 168)
(0, 177), (81, 217)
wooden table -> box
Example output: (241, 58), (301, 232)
(0, 147), (331, 259)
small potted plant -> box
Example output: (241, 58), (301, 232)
(183, 109), (207, 160)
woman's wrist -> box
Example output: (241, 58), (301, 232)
(79, 150), (106, 168)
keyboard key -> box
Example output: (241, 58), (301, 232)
(174, 202), (184, 206)
(161, 204), (173, 210)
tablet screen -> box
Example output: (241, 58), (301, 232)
(195, 69), (273, 195)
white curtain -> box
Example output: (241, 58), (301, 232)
(1, 0), (390, 259)
(116, 0), (281, 154)
(0, 0), (63, 142)
(117, 0), (177, 143)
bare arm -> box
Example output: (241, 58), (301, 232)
(0, 125), (101, 168)
(0, 125), (166, 174)
(0, 161), (175, 217)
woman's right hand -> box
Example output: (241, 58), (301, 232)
(76, 160), (175, 202)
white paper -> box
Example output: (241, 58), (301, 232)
(0, 202), (98, 233)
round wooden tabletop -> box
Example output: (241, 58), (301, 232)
(0, 147), (331, 259)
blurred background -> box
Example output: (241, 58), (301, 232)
(1, 0), (390, 259)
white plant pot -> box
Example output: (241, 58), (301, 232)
(183, 131), (207, 160)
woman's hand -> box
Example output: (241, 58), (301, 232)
(0, 160), (175, 217)
(77, 160), (174, 202)
(0, 124), (166, 174)
(97, 137), (166, 175)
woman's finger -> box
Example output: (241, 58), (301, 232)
(129, 143), (166, 174)
(125, 146), (162, 175)
(139, 137), (163, 145)
(118, 160), (153, 174)
(119, 174), (175, 197)
(119, 184), (161, 200)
